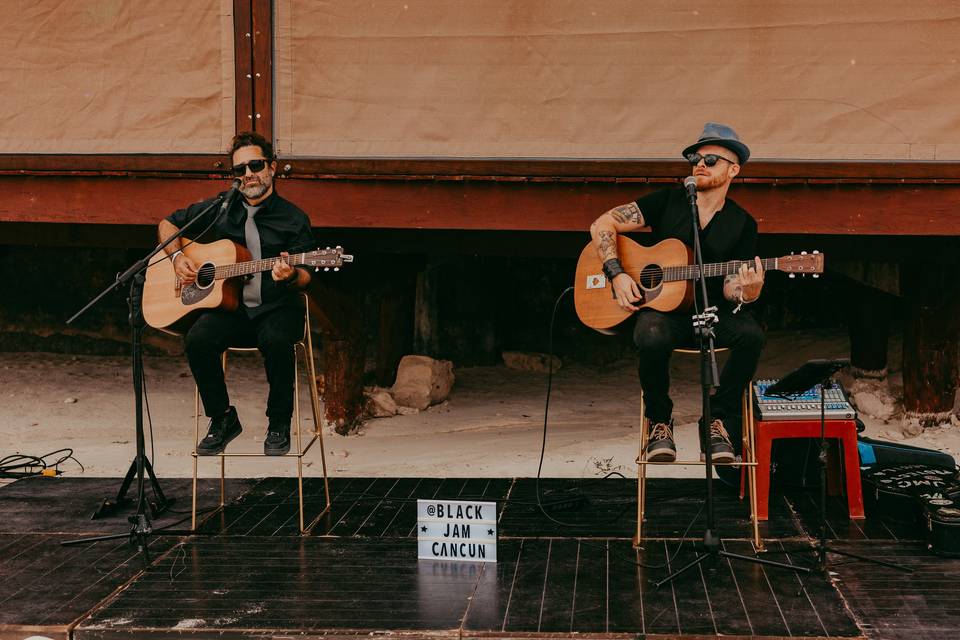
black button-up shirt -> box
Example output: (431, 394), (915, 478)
(166, 190), (315, 318)
(635, 186), (758, 311)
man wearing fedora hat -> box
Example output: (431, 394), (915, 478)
(589, 122), (765, 465)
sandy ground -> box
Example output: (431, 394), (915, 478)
(2, 328), (958, 482)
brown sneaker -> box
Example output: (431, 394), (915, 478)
(645, 421), (677, 463)
(700, 418), (735, 463)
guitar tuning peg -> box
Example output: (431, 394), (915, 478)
(324, 267), (330, 272)
(325, 246), (331, 250)
(334, 267), (340, 272)
(801, 251), (808, 255)
(789, 273), (796, 279)
(336, 245), (342, 250)
(812, 274), (819, 279)
(813, 250), (820, 254)
(314, 267), (319, 273)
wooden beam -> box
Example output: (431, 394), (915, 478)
(4, 154), (960, 180)
(0, 155), (229, 173)
(2, 174), (959, 235)
(234, 0), (254, 136)
(282, 157), (960, 181)
(251, 0), (273, 139)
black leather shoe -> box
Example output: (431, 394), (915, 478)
(196, 406), (242, 455)
(645, 421), (677, 462)
(264, 421), (291, 456)
(700, 418), (736, 463)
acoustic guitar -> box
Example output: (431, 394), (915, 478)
(143, 239), (352, 333)
(574, 236), (823, 332)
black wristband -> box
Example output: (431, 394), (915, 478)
(602, 258), (625, 280)
(283, 268), (299, 286)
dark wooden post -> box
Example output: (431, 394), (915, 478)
(901, 260), (960, 420)
(306, 281), (366, 435)
(848, 284), (895, 375)
(414, 261), (441, 357)
(375, 281), (415, 387)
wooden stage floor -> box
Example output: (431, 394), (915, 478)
(1, 475), (956, 639)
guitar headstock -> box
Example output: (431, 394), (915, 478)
(301, 246), (354, 272)
(778, 251), (824, 278)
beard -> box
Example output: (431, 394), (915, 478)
(240, 174), (272, 200)
(695, 172), (728, 192)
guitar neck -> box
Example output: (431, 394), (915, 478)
(663, 257), (779, 283)
(214, 253), (304, 280)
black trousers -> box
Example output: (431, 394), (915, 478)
(184, 305), (305, 421)
(633, 308), (765, 445)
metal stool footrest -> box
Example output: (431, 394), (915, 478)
(635, 348), (763, 550)
(191, 293), (331, 534)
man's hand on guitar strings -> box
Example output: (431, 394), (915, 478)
(612, 273), (643, 311)
(738, 256), (764, 301)
(271, 251), (296, 283)
(173, 253), (199, 286)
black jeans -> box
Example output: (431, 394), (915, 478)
(633, 308), (764, 446)
(184, 305), (305, 422)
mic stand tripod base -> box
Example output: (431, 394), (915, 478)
(91, 454), (174, 520)
(765, 361), (911, 588)
(812, 543), (910, 573)
(655, 530), (810, 589)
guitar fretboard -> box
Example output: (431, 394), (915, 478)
(213, 253), (306, 280)
(663, 258), (778, 282)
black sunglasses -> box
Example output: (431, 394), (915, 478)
(686, 152), (737, 167)
(231, 158), (269, 177)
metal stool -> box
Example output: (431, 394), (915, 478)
(635, 348), (762, 549)
(191, 293), (331, 534)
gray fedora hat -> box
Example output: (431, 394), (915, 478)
(682, 122), (750, 164)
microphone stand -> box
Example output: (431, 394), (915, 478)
(656, 179), (808, 588)
(61, 183), (240, 565)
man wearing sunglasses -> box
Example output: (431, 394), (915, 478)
(589, 123), (764, 468)
(157, 131), (315, 456)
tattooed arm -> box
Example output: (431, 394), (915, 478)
(589, 202), (646, 261)
(723, 258), (765, 303)
(589, 202), (647, 312)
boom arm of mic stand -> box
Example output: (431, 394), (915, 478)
(67, 192), (232, 325)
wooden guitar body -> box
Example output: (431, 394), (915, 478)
(143, 239), (250, 334)
(575, 237), (694, 331)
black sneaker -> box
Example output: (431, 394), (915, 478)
(700, 418), (736, 463)
(645, 421), (677, 462)
(196, 406), (242, 455)
(264, 421), (291, 456)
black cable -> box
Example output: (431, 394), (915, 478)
(531, 283), (714, 569)
(0, 448), (84, 479)
(535, 286), (607, 528)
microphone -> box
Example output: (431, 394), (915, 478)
(683, 175), (698, 200)
(219, 178), (243, 213)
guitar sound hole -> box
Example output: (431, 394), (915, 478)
(638, 265), (663, 289)
(195, 264), (216, 288)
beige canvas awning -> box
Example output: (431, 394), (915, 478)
(275, 1), (960, 160)
(2, 0), (235, 154)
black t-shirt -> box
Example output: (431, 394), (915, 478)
(166, 190), (315, 318)
(635, 186), (758, 310)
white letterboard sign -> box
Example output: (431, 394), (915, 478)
(417, 499), (497, 563)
